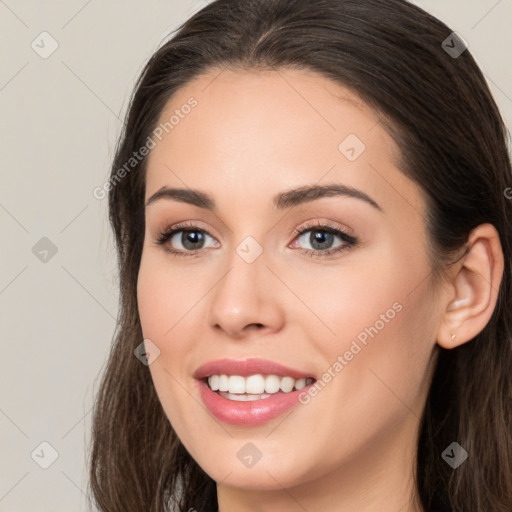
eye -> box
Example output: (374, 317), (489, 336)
(154, 221), (219, 257)
(291, 220), (358, 258)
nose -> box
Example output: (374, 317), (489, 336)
(207, 246), (285, 339)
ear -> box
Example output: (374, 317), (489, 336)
(437, 223), (504, 349)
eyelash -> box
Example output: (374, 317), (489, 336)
(154, 220), (358, 259)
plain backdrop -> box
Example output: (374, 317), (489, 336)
(0, 0), (511, 510)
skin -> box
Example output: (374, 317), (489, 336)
(136, 67), (504, 512)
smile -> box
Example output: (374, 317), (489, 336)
(193, 358), (317, 426)
(207, 373), (315, 399)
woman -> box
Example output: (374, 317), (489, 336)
(87, 0), (512, 511)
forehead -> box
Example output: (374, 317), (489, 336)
(144, 67), (423, 218)
(152, 66), (393, 154)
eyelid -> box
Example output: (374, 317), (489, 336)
(292, 218), (355, 238)
(156, 219), (216, 238)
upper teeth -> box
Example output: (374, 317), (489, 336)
(207, 374), (314, 394)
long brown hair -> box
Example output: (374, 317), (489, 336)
(87, 1), (512, 510)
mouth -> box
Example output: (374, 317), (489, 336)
(193, 358), (318, 425)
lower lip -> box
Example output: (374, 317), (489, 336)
(197, 379), (314, 426)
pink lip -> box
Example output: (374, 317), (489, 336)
(193, 357), (315, 380)
(197, 380), (316, 426)
(194, 358), (316, 426)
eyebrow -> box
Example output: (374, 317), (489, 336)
(145, 183), (383, 212)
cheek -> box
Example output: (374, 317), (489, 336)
(137, 252), (199, 339)
(136, 257), (200, 442)
(324, 273), (435, 433)
(137, 252), (161, 337)
(303, 242), (435, 417)
(294, 245), (407, 352)
(136, 251), (211, 412)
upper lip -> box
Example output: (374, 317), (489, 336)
(193, 358), (316, 380)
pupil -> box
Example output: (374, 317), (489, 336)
(183, 231), (203, 250)
(311, 231), (333, 250)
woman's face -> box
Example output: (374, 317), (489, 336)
(137, 68), (442, 493)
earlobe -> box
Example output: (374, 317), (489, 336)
(436, 223), (504, 350)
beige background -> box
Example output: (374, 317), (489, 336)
(0, 0), (510, 510)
